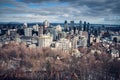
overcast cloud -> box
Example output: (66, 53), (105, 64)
(0, 0), (120, 24)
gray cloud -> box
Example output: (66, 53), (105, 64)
(0, 0), (120, 24)
(20, 0), (120, 14)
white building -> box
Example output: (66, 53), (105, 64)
(43, 20), (50, 28)
(53, 29), (58, 41)
(38, 26), (43, 37)
(71, 36), (78, 49)
(55, 25), (62, 32)
(38, 35), (53, 48)
(24, 28), (32, 36)
(23, 23), (28, 28)
(55, 38), (72, 51)
(15, 34), (21, 43)
(75, 29), (78, 34)
(33, 24), (39, 31)
(70, 30), (74, 35)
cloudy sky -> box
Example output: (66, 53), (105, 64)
(0, 0), (120, 24)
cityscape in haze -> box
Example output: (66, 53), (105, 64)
(0, 0), (120, 80)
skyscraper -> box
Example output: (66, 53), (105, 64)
(83, 21), (86, 31)
(23, 23), (28, 28)
(24, 28), (32, 36)
(38, 26), (43, 37)
(86, 22), (90, 32)
(43, 20), (50, 34)
(33, 24), (39, 31)
(79, 20), (82, 31)
(43, 20), (50, 28)
(87, 22), (91, 47)
(70, 21), (74, 31)
(23, 23), (28, 27)
(64, 20), (69, 32)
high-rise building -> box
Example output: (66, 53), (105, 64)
(33, 24), (39, 31)
(90, 26), (94, 34)
(86, 22), (90, 32)
(97, 27), (101, 36)
(83, 21), (86, 31)
(70, 30), (74, 35)
(70, 21), (74, 30)
(43, 20), (50, 34)
(87, 22), (91, 47)
(79, 20), (82, 31)
(53, 29), (58, 41)
(73, 25), (76, 34)
(15, 34), (21, 43)
(71, 36), (78, 49)
(38, 26), (43, 37)
(79, 21), (83, 36)
(43, 20), (49, 29)
(38, 35), (53, 48)
(24, 28), (32, 36)
(64, 20), (69, 32)
(23, 23), (28, 28)
(55, 38), (72, 52)
(55, 25), (62, 32)
(43, 20), (50, 28)
(75, 29), (78, 34)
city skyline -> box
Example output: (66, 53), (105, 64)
(0, 0), (120, 24)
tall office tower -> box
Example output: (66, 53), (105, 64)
(97, 27), (101, 36)
(79, 21), (83, 36)
(70, 21), (74, 31)
(83, 21), (87, 31)
(38, 26), (43, 37)
(24, 28), (32, 36)
(86, 22), (90, 32)
(79, 20), (82, 31)
(87, 24), (91, 47)
(73, 25), (76, 34)
(43, 20), (50, 34)
(64, 20), (69, 32)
